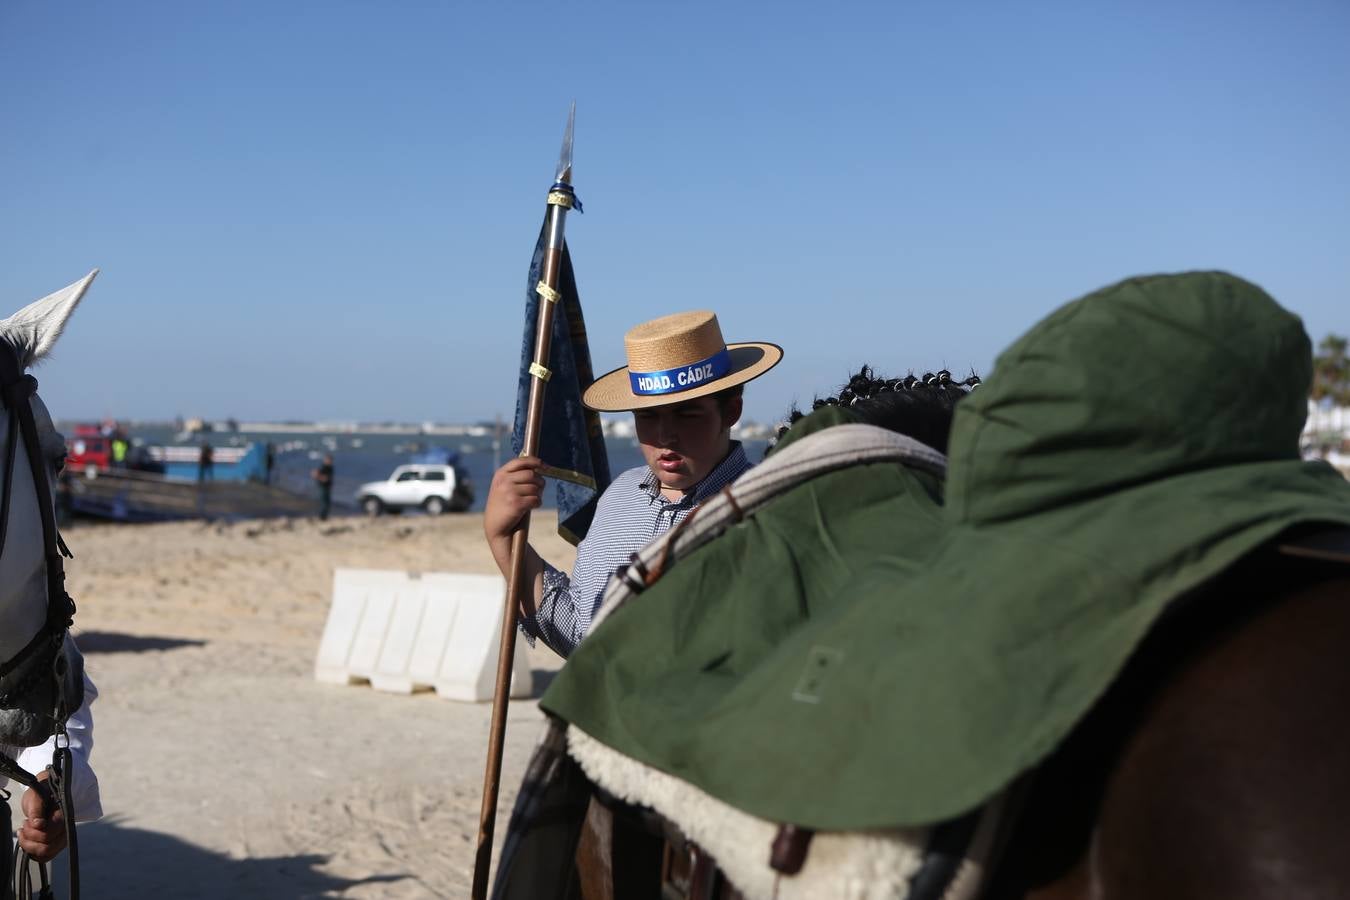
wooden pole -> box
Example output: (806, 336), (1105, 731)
(470, 194), (572, 900)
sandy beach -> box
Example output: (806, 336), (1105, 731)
(9, 512), (577, 898)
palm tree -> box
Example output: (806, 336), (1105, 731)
(1312, 334), (1350, 406)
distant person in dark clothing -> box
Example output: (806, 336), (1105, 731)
(265, 442), (276, 485)
(312, 454), (334, 520)
(199, 441), (214, 482)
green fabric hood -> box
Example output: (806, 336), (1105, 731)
(950, 271), (1311, 525)
(542, 271), (1350, 830)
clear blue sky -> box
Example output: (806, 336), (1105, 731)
(3, 1), (1347, 425)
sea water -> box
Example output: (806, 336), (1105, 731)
(83, 424), (770, 516)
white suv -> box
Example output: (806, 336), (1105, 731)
(355, 464), (473, 516)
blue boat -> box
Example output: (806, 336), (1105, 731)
(146, 442), (269, 482)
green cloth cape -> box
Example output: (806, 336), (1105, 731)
(541, 271), (1350, 830)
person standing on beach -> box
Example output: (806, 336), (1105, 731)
(198, 440), (213, 482)
(111, 431), (128, 469)
(484, 311), (782, 658)
(312, 454), (334, 520)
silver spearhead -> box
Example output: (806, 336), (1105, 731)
(555, 101), (575, 185)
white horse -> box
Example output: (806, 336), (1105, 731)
(0, 272), (96, 753)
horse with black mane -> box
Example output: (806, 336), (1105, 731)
(774, 366), (979, 453)
(492, 271), (1350, 900)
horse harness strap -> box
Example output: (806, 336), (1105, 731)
(0, 341), (80, 900)
(604, 424), (948, 620)
(0, 364), (75, 707)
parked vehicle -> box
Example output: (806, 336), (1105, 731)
(355, 463), (473, 516)
(67, 435), (111, 475)
(65, 424), (115, 475)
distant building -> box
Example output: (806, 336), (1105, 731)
(1304, 401), (1350, 477)
(601, 416), (635, 439)
(1305, 400), (1349, 444)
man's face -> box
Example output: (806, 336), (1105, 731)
(633, 394), (742, 494)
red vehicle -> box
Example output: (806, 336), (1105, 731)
(66, 424), (114, 475)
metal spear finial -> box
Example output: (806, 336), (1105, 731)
(555, 101), (575, 185)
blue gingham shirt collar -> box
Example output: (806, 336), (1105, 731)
(523, 441), (753, 658)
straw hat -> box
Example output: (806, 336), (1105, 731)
(583, 311), (783, 412)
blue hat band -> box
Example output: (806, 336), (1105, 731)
(629, 347), (733, 397)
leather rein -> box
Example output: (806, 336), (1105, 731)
(0, 339), (80, 900)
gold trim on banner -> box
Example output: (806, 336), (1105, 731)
(528, 362), (552, 382)
(537, 464), (597, 489)
(535, 281), (561, 304)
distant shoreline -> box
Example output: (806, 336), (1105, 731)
(55, 417), (778, 440)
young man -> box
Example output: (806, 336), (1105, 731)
(484, 310), (782, 658)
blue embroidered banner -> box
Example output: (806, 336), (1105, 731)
(511, 223), (612, 545)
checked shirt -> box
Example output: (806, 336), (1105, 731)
(522, 443), (752, 658)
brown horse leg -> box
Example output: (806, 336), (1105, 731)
(1051, 574), (1350, 900)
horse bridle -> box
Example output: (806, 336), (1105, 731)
(0, 339), (80, 900)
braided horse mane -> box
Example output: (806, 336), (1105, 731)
(774, 365), (981, 454)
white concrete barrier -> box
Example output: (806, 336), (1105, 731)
(314, 568), (533, 701)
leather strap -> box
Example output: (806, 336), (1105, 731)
(49, 748), (79, 897)
(592, 424), (948, 632)
(1278, 527), (1350, 564)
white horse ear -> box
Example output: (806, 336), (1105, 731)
(0, 269), (98, 368)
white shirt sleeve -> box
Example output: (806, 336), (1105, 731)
(14, 666), (102, 823)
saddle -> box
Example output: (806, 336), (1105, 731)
(496, 421), (1011, 899)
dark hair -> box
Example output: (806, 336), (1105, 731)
(774, 366), (980, 453)
(711, 384), (744, 412)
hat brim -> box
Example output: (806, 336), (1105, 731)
(583, 342), (783, 412)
